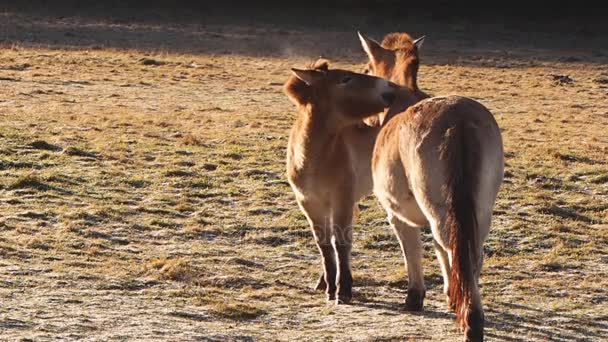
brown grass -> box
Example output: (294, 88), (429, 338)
(0, 7), (607, 342)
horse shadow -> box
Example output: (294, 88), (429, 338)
(484, 301), (607, 341)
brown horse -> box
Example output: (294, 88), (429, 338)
(284, 32), (432, 304)
(284, 60), (398, 304)
(361, 33), (504, 342)
(358, 31), (429, 126)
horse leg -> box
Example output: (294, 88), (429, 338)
(299, 200), (336, 301)
(315, 204), (359, 292)
(433, 238), (452, 308)
(332, 200), (355, 304)
(389, 214), (426, 311)
(462, 212), (492, 341)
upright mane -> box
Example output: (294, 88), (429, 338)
(381, 32), (416, 51)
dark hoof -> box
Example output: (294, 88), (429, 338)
(326, 292), (336, 302)
(465, 327), (484, 342)
(405, 288), (425, 311)
(314, 273), (327, 291)
(335, 294), (352, 305)
(336, 296), (353, 305)
(465, 308), (484, 342)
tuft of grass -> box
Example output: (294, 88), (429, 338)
(164, 169), (196, 177)
(182, 133), (202, 146)
(210, 302), (266, 320)
(125, 178), (150, 188)
(590, 174), (608, 184)
(550, 151), (600, 165)
(186, 177), (212, 189)
(149, 219), (180, 228)
(8, 174), (51, 191)
(63, 147), (100, 159)
(223, 152), (243, 160)
(202, 163), (218, 171)
(144, 257), (202, 283)
(538, 205), (596, 223)
(360, 232), (400, 250)
(252, 235), (289, 247)
(26, 237), (51, 250)
(30, 140), (62, 151)
(535, 245), (573, 272)
(140, 58), (165, 66)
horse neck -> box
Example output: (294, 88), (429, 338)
(401, 71), (419, 94)
(381, 89), (420, 125)
(291, 105), (341, 168)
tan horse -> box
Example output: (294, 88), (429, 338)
(283, 33), (431, 303)
(361, 33), (504, 341)
(284, 60), (398, 304)
(358, 31), (429, 126)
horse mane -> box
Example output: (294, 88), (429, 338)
(309, 58), (329, 71)
(381, 32), (416, 51)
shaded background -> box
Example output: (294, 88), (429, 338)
(1, 0), (607, 68)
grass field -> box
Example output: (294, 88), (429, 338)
(1, 6), (607, 341)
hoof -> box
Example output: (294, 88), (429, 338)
(314, 274), (327, 292)
(335, 294), (352, 305)
(405, 288), (425, 311)
(464, 327), (484, 342)
(464, 308), (484, 342)
(326, 293), (336, 302)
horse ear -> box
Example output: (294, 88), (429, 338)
(358, 31), (384, 63)
(291, 68), (324, 86)
(413, 35), (425, 49)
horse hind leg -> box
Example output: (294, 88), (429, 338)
(474, 211), (492, 280)
(388, 214), (426, 311)
(464, 212), (492, 341)
(465, 281), (484, 342)
(433, 238), (453, 309)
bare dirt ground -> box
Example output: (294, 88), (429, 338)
(1, 5), (607, 341)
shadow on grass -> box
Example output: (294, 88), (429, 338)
(353, 296), (454, 320)
(485, 301), (608, 341)
(8, 175), (73, 195)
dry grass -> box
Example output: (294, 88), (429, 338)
(1, 6), (607, 342)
